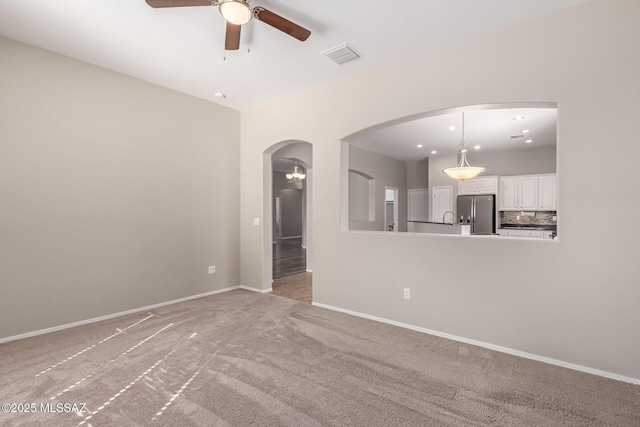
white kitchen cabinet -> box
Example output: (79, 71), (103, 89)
(497, 228), (544, 238)
(458, 176), (498, 195)
(542, 230), (555, 240)
(538, 174), (557, 210)
(499, 177), (518, 210)
(499, 175), (537, 210)
(497, 228), (556, 239)
(499, 174), (556, 211)
(518, 176), (539, 210)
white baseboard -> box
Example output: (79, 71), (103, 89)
(311, 302), (640, 385)
(305, 269), (313, 273)
(239, 285), (273, 293)
(0, 286), (241, 345)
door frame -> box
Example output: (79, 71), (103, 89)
(274, 195), (282, 242)
(385, 186), (399, 232)
(263, 141), (313, 291)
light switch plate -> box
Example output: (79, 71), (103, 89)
(253, 218), (260, 226)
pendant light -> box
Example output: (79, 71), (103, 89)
(443, 112), (486, 180)
(286, 163), (306, 183)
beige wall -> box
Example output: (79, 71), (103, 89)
(467, 146), (557, 176)
(406, 157), (429, 190)
(0, 37), (241, 338)
(241, 0), (640, 380)
(348, 145), (408, 232)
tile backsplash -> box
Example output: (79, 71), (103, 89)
(500, 211), (556, 226)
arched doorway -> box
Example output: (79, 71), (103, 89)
(263, 141), (312, 302)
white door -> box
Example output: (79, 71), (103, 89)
(408, 189), (429, 221)
(432, 186), (452, 223)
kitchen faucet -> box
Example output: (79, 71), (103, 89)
(442, 211), (454, 224)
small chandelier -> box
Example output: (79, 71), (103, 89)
(286, 163), (306, 182)
(443, 112), (485, 180)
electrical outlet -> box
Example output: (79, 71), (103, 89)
(208, 265), (216, 274)
(403, 288), (411, 299)
(253, 218), (260, 226)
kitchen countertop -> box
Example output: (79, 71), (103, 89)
(406, 220), (463, 226)
(499, 224), (557, 231)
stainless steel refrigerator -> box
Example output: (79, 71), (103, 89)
(457, 194), (496, 235)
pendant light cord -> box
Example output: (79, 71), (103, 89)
(460, 112), (466, 151)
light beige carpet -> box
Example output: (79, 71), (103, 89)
(1, 290), (638, 426)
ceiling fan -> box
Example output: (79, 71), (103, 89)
(145, 0), (311, 51)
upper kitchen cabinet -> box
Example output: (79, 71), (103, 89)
(499, 174), (556, 211)
(538, 174), (557, 210)
(458, 176), (498, 195)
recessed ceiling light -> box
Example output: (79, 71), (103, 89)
(522, 129), (530, 133)
(214, 92), (226, 98)
(513, 116), (525, 120)
(417, 144), (423, 148)
(449, 126), (456, 131)
(474, 145), (481, 150)
(431, 150), (437, 154)
(525, 139), (533, 143)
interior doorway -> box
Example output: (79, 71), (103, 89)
(264, 141), (313, 303)
(385, 187), (398, 232)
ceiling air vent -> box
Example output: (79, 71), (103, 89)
(510, 134), (525, 139)
(322, 43), (362, 65)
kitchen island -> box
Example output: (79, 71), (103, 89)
(407, 220), (471, 235)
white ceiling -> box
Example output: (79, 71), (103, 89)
(0, 0), (588, 111)
(347, 105), (558, 162)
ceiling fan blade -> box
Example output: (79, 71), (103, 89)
(225, 23), (241, 50)
(253, 7), (311, 42)
(145, 0), (213, 8)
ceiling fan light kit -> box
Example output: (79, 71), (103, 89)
(443, 112), (486, 180)
(145, 0), (311, 52)
(219, 0), (252, 25)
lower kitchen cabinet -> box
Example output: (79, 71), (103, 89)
(498, 228), (543, 238)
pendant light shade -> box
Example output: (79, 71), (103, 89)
(443, 150), (486, 180)
(443, 112), (485, 180)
